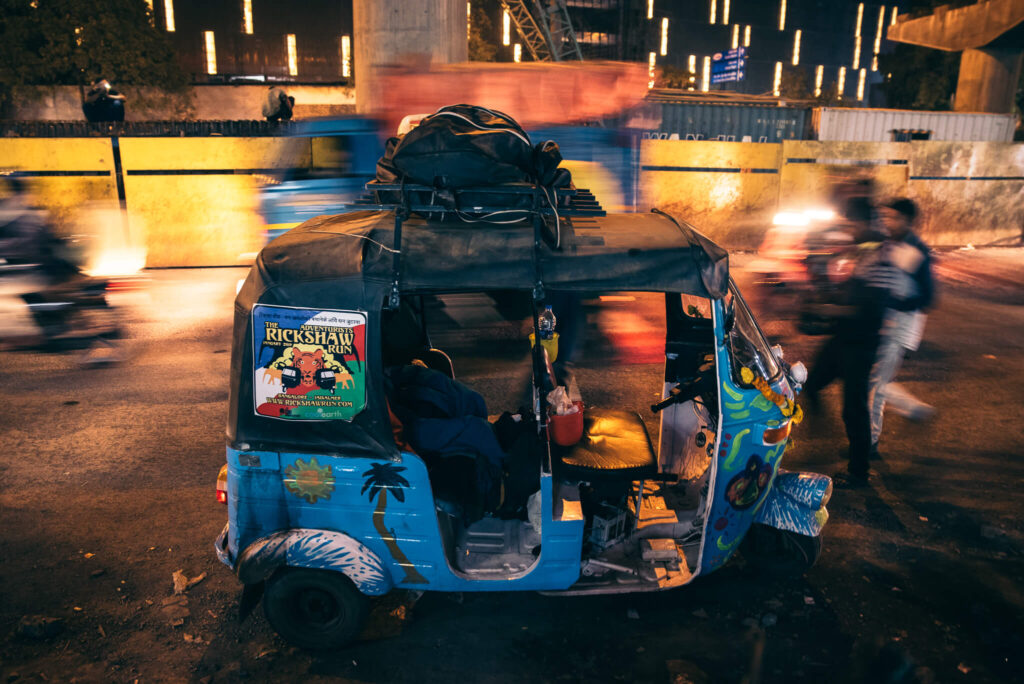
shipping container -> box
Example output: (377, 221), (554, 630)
(645, 101), (812, 143)
(813, 107), (1018, 142)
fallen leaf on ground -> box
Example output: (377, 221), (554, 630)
(185, 572), (207, 590)
(172, 570), (188, 594)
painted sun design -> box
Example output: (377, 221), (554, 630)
(284, 457), (336, 504)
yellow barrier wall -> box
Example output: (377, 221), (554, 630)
(640, 140), (782, 246)
(117, 138), (300, 267)
(1, 139), (117, 227)
(777, 141), (911, 208)
(908, 142), (1024, 246)
(1, 136), (1020, 266)
(2, 137), (300, 267)
(642, 139), (1022, 247)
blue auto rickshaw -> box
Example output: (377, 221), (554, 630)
(258, 117), (382, 242)
(216, 182), (831, 648)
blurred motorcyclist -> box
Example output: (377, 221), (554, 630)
(0, 175), (79, 281)
(0, 175), (108, 348)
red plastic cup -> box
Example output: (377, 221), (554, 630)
(548, 401), (584, 447)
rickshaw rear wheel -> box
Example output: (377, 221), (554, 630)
(740, 524), (822, 577)
(263, 567), (369, 650)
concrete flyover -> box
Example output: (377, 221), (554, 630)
(887, 0), (1024, 113)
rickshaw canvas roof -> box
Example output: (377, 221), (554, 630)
(227, 209), (727, 455)
(253, 209), (729, 300)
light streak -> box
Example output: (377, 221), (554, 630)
(204, 30), (217, 75)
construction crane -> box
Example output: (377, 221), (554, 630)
(500, 0), (584, 62)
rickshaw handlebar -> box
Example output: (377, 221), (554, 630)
(650, 375), (703, 414)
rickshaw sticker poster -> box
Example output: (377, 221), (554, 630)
(252, 305), (367, 421)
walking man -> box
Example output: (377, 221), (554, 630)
(869, 198), (935, 458)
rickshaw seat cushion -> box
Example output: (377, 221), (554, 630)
(557, 409), (658, 481)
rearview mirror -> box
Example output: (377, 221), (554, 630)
(789, 361), (808, 385)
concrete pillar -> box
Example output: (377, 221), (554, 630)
(353, 0), (468, 114)
(954, 47), (1024, 113)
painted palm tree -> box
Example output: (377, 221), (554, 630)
(361, 463), (428, 584)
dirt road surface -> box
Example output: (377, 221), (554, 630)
(1, 253), (1022, 683)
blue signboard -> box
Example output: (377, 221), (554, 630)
(711, 47), (747, 84)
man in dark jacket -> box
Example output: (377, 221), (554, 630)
(803, 197), (894, 486)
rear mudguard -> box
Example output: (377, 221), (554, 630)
(236, 528), (393, 596)
(755, 470), (832, 537)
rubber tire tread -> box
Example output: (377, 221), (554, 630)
(263, 567), (369, 650)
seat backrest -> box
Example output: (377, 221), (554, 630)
(418, 348), (454, 379)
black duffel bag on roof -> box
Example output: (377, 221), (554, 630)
(377, 104), (570, 190)
(378, 104), (534, 188)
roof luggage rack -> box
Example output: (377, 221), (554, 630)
(360, 180), (604, 311)
(356, 180), (605, 218)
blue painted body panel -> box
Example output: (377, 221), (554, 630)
(219, 283), (829, 594)
(236, 528), (394, 595)
(222, 446), (584, 593)
(699, 298), (824, 575)
(754, 470), (832, 537)
(261, 177), (375, 238)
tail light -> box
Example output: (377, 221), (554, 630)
(104, 279), (139, 292)
(762, 422), (792, 445)
(216, 464), (228, 504)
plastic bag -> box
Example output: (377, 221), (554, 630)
(546, 386), (578, 416)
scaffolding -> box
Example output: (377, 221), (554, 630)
(500, 0), (584, 62)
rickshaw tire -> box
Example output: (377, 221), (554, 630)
(263, 567), (369, 650)
(740, 524), (822, 577)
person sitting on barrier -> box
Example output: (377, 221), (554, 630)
(82, 79), (126, 123)
(262, 86), (294, 123)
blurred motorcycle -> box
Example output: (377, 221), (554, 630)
(0, 179), (123, 362)
(0, 258), (123, 365)
(747, 207), (855, 335)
